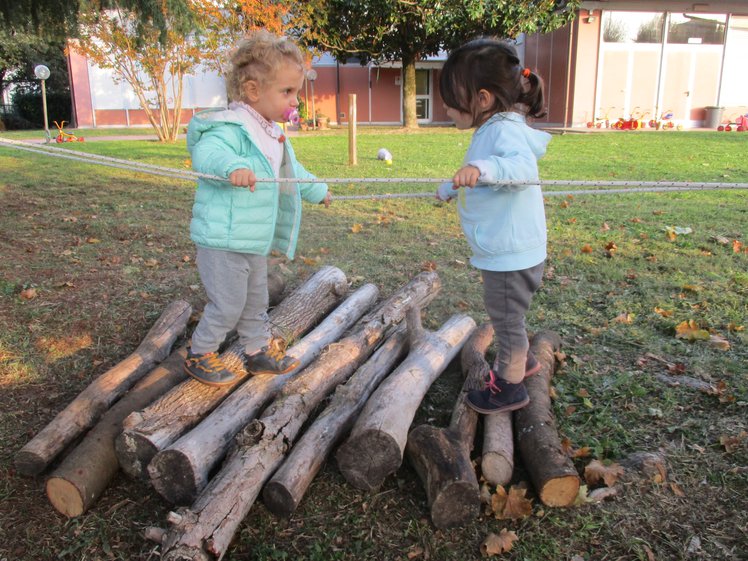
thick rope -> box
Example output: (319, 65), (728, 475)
(2, 137), (748, 199)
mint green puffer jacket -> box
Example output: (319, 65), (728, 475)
(186, 108), (328, 259)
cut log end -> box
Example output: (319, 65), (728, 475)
(538, 474), (581, 507)
(336, 430), (402, 491)
(46, 477), (84, 518)
(149, 449), (201, 506)
(262, 481), (297, 518)
(115, 431), (160, 479)
(480, 452), (513, 488)
(430, 481), (480, 529)
(14, 450), (46, 477)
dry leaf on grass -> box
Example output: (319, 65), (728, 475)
(719, 431), (747, 453)
(20, 287), (37, 300)
(480, 529), (518, 556)
(584, 459), (624, 487)
(489, 485), (533, 520)
(675, 320), (710, 341)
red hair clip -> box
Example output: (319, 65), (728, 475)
(521, 67), (531, 78)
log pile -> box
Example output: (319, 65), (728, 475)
(16, 264), (578, 559)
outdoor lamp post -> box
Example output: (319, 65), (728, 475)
(306, 69), (317, 130)
(34, 64), (51, 143)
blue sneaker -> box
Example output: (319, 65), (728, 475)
(465, 371), (530, 414)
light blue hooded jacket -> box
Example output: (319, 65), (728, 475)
(439, 112), (551, 272)
(186, 108), (328, 259)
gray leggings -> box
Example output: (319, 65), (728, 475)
(481, 262), (544, 384)
(190, 246), (270, 356)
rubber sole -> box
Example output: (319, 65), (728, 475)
(464, 395), (530, 415)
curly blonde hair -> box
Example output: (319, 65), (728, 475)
(225, 30), (305, 102)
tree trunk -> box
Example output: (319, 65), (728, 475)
(45, 344), (189, 517)
(263, 326), (410, 517)
(514, 331), (580, 507)
(115, 266), (348, 479)
(15, 300), (192, 476)
(148, 284), (379, 505)
(405, 322), (493, 529)
(158, 272), (441, 561)
(336, 314), (476, 491)
(402, 55), (418, 129)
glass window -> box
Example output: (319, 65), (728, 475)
(602, 11), (664, 43)
(416, 99), (429, 120)
(415, 69), (430, 95)
(667, 13), (726, 45)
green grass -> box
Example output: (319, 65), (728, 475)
(0, 128), (747, 561)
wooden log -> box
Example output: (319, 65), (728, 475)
(405, 322), (492, 529)
(263, 326), (409, 517)
(15, 300), (192, 476)
(336, 313), (476, 491)
(148, 284), (380, 505)
(475, 324), (515, 487)
(115, 266), (348, 479)
(158, 272), (441, 561)
(45, 344), (189, 517)
(514, 330), (580, 507)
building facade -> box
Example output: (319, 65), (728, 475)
(67, 1), (748, 130)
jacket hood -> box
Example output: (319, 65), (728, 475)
(482, 112), (551, 159)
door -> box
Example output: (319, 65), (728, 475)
(415, 69), (431, 123)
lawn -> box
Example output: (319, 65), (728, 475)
(0, 127), (746, 561)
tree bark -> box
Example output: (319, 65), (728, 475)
(148, 284), (379, 505)
(15, 300), (192, 477)
(514, 331), (580, 507)
(336, 314), (476, 491)
(405, 322), (492, 529)
(158, 272), (441, 561)
(115, 266), (348, 479)
(402, 54), (418, 129)
(263, 326), (410, 517)
(45, 344), (189, 517)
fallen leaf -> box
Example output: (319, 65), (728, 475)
(708, 334), (730, 351)
(612, 312), (634, 324)
(669, 482), (686, 497)
(480, 529), (518, 556)
(143, 258), (159, 267)
(654, 307), (673, 317)
(20, 287), (37, 300)
(560, 200), (570, 208)
(584, 459), (624, 487)
(499, 486), (533, 520)
(350, 223), (363, 233)
(421, 260), (437, 272)
(86, 237), (101, 244)
(588, 486), (618, 502)
(407, 545), (424, 559)
(600, 222), (610, 231)
(675, 320), (710, 341)
(581, 244), (593, 254)
(720, 431), (747, 453)
(733, 240), (743, 253)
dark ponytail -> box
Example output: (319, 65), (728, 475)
(519, 70), (547, 119)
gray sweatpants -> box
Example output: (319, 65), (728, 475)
(190, 246), (270, 356)
(481, 262), (545, 384)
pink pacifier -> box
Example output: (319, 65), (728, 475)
(284, 108), (300, 126)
